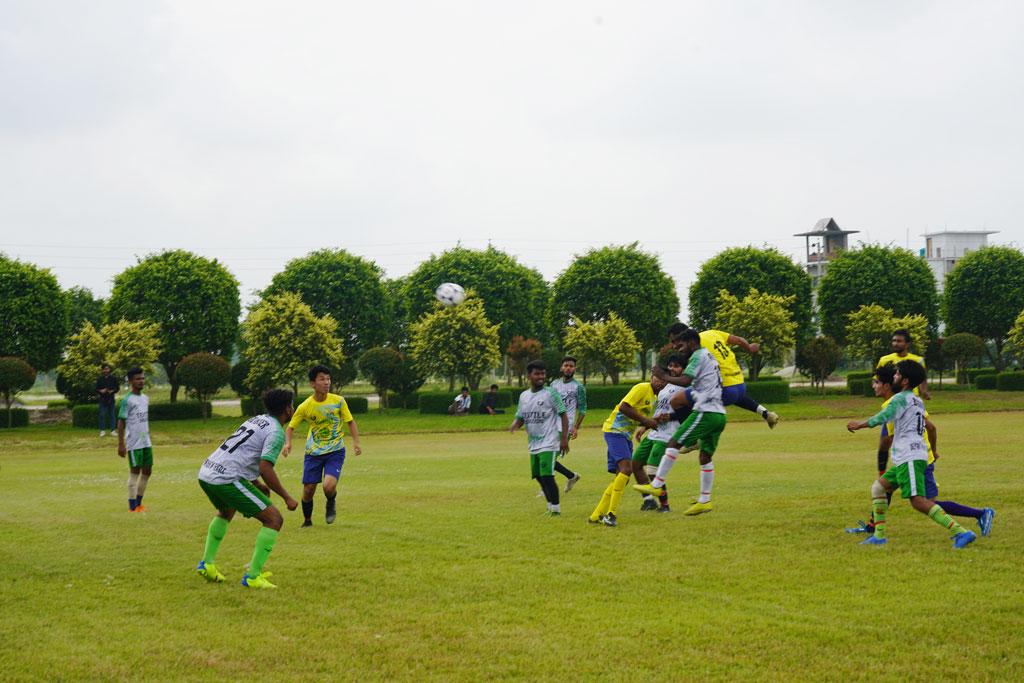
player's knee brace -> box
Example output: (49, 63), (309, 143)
(871, 480), (887, 499)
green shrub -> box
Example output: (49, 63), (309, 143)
(996, 372), (1024, 391)
(0, 408), (29, 428)
(966, 367), (998, 383)
(385, 393), (420, 410)
(240, 397), (262, 416)
(846, 371), (873, 393)
(747, 375), (784, 382)
(847, 379), (875, 397)
(417, 389), (518, 414)
(72, 401), (211, 427)
(346, 396), (369, 414)
(46, 400), (71, 409)
(578, 385), (636, 410)
(744, 380), (791, 404)
(974, 374), (998, 390)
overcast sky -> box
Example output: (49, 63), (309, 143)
(2, 1), (1021, 315)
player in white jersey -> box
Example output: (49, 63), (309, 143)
(196, 389), (300, 588)
(117, 368), (152, 512)
(847, 360), (976, 549)
(631, 353), (686, 512)
(549, 356), (588, 493)
(511, 360), (569, 516)
(634, 329), (728, 516)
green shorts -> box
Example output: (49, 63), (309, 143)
(670, 411), (727, 457)
(128, 447), (153, 468)
(632, 438), (668, 469)
(199, 479), (272, 518)
(530, 451), (556, 478)
(882, 460), (928, 499)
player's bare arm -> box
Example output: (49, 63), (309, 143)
(847, 419), (870, 432)
(925, 418), (938, 459)
(117, 419), (127, 457)
(727, 334), (760, 355)
(348, 420), (362, 455)
(618, 401), (657, 430)
(259, 460), (298, 511)
(559, 412), (569, 455)
(282, 425), (294, 457)
(509, 417), (524, 433)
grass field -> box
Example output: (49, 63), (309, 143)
(2, 407), (1022, 680)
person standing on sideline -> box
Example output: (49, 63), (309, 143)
(96, 363), (119, 437)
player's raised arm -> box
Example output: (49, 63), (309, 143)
(727, 334), (759, 355)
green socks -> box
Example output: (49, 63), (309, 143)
(871, 498), (888, 539)
(927, 504), (966, 536)
(249, 527), (279, 576)
(203, 516), (230, 563)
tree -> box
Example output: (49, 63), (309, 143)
(392, 354), (426, 403)
(57, 320), (162, 400)
(402, 246), (548, 350)
(713, 288), (797, 380)
(943, 246), (1024, 369)
(65, 286), (105, 335)
(563, 313), (641, 385)
(549, 243), (678, 376)
(106, 250), (240, 401)
(1006, 308), (1024, 366)
(689, 247), (813, 343)
(241, 292), (345, 395)
(263, 249), (392, 360)
(507, 336), (543, 387)
(924, 337), (951, 385)
(358, 347), (405, 409)
(175, 353), (231, 419)
(0, 357), (36, 427)
(817, 245), (938, 343)
(0, 255), (68, 370)
(941, 333), (986, 384)
(795, 337), (842, 392)
(843, 304), (929, 365)
(408, 296), (501, 391)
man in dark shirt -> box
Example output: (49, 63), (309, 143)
(95, 363), (119, 436)
(479, 384), (505, 415)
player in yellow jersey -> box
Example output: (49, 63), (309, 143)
(876, 328), (931, 400)
(657, 323), (779, 429)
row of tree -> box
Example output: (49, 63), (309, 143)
(2, 242), (1023, 402)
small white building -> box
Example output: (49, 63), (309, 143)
(922, 230), (997, 292)
(794, 217), (860, 290)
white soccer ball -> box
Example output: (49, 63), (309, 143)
(434, 282), (466, 306)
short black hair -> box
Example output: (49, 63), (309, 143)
(562, 356), (577, 364)
(461, 386), (469, 392)
(126, 367), (143, 380)
(874, 363), (897, 385)
(892, 328), (912, 344)
(489, 384), (499, 390)
(664, 352), (687, 367)
(896, 359), (926, 389)
(676, 328), (701, 345)
(308, 364), (332, 381)
(101, 363), (111, 370)
(667, 322), (690, 337)
(263, 388), (294, 416)
(526, 360), (546, 373)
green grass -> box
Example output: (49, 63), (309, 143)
(1, 409), (1022, 680)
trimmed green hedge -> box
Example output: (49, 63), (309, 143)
(72, 401), (211, 428)
(346, 396), (369, 413)
(847, 379), (875, 397)
(385, 393), (420, 410)
(579, 385), (637, 410)
(243, 394), (370, 415)
(966, 367), (998, 383)
(744, 380), (791, 404)
(975, 374), (998, 390)
(418, 389), (517, 414)
(747, 375), (784, 382)
(997, 372), (1024, 391)
(0, 408), (30, 428)
(46, 400), (71, 409)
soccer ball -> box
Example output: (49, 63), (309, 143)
(434, 282), (466, 306)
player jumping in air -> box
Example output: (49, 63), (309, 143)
(549, 356), (587, 493)
(589, 372), (665, 527)
(631, 353), (686, 513)
(845, 363), (995, 537)
(117, 367), (152, 512)
(847, 359), (977, 549)
(196, 389), (299, 589)
(510, 360), (569, 516)
(658, 322), (779, 429)
(283, 364), (362, 527)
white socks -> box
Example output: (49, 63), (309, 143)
(127, 472), (139, 499)
(652, 448), (678, 488)
(137, 473), (150, 498)
(698, 461), (715, 503)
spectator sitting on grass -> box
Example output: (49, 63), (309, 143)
(448, 387), (472, 416)
(479, 384), (505, 415)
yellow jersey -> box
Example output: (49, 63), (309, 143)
(877, 352), (926, 396)
(602, 382), (656, 435)
(289, 393), (354, 456)
(700, 330), (744, 387)
(881, 395), (934, 464)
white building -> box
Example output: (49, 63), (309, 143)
(922, 230), (997, 292)
(794, 217), (859, 290)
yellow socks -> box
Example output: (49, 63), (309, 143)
(590, 481), (614, 521)
(608, 473), (630, 516)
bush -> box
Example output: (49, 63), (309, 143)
(0, 408), (29, 428)
(846, 371), (873, 392)
(975, 374), (998, 390)
(346, 396), (369, 414)
(744, 380), (791, 404)
(965, 367), (998, 383)
(417, 389), (518, 414)
(175, 353), (231, 419)
(386, 392), (420, 410)
(72, 401), (211, 427)
(46, 400), (71, 409)
(577, 385), (637, 410)
(240, 397), (263, 416)
(56, 372), (98, 404)
(747, 375), (784, 382)
(847, 379), (875, 397)
(997, 372), (1024, 391)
